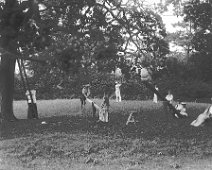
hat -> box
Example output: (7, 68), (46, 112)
(83, 84), (90, 87)
(181, 102), (186, 105)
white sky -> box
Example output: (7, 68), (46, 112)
(161, 5), (183, 33)
(141, 0), (183, 33)
(141, 0), (184, 52)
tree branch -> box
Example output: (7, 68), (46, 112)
(0, 47), (47, 63)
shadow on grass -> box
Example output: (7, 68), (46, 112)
(2, 106), (212, 142)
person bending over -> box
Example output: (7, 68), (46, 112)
(80, 84), (91, 108)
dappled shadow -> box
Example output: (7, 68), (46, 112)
(0, 115), (88, 139)
(1, 106), (212, 142)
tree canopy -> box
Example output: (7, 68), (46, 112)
(0, 0), (169, 120)
(183, 0), (212, 81)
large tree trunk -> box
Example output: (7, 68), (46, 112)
(0, 0), (20, 121)
(1, 54), (17, 121)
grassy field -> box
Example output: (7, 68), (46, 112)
(1, 99), (212, 170)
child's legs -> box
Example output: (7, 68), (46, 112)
(118, 91), (121, 101)
(27, 103), (33, 119)
(32, 103), (38, 118)
(115, 91), (119, 101)
(80, 95), (86, 108)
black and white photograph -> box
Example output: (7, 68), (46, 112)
(0, 0), (212, 169)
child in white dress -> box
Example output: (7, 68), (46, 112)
(191, 105), (212, 127)
(153, 85), (159, 103)
(115, 81), (122, 102)
(98, 93), (110, 123)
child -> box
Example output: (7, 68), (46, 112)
(163, 90), (174, 113)
(98, 92), (110, 123)
(80, 84), (91, 108)
(115, 81), (122, 102)
(153, 84), (159, 103)
(25, 89), (38, 119)
(191, 105), (212, 127)
(165, 90), (173, 104)
(174, 100), (188, 118)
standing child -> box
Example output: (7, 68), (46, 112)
(115, 81), (122, 102)
(98, 92), (110, 123)
(80, 84), (91, 109)
(153, 84), (159, 103)
(26, 89), (38, 119)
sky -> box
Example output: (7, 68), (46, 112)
(161, 6), (183, 33)
(141, 0), (183, 33)
(142, 0), (184, 51)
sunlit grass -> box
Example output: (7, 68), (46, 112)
(1, 99), (212, 170)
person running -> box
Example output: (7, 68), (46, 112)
(80, 84), (91, 108)
(115, 81), (122, 102)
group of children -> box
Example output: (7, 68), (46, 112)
(80, 84), (110, 123)
(153, 87), (188, 118)
(153, 86), (212, 126)
(80, 81), (123, 124)
(81, 81), (212, 127)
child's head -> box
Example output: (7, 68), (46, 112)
(181, 102), (186, 107)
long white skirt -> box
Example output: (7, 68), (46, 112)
(153, 94), (158, 103)
(191, 113), (208, 127)
(191, 105), (212, 127)
(99, 107), (109, 122)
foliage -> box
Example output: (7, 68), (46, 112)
(19, 0), (170, 102)
(183, 0), (212, 81)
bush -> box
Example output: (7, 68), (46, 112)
(14, 71), (212, 102)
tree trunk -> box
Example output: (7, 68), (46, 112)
(0, 0), (20, 121)
(0, 54), (17, 121)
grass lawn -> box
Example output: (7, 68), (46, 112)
(1, 99), (212, 170)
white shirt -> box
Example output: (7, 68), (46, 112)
(115, 83), (121, 91)
(26, 90), (36, 103)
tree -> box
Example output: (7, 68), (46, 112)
(183, 0), (212, 81)
(0, 0), (169, 121)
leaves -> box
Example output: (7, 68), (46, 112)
(183, 0), (212, 81)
